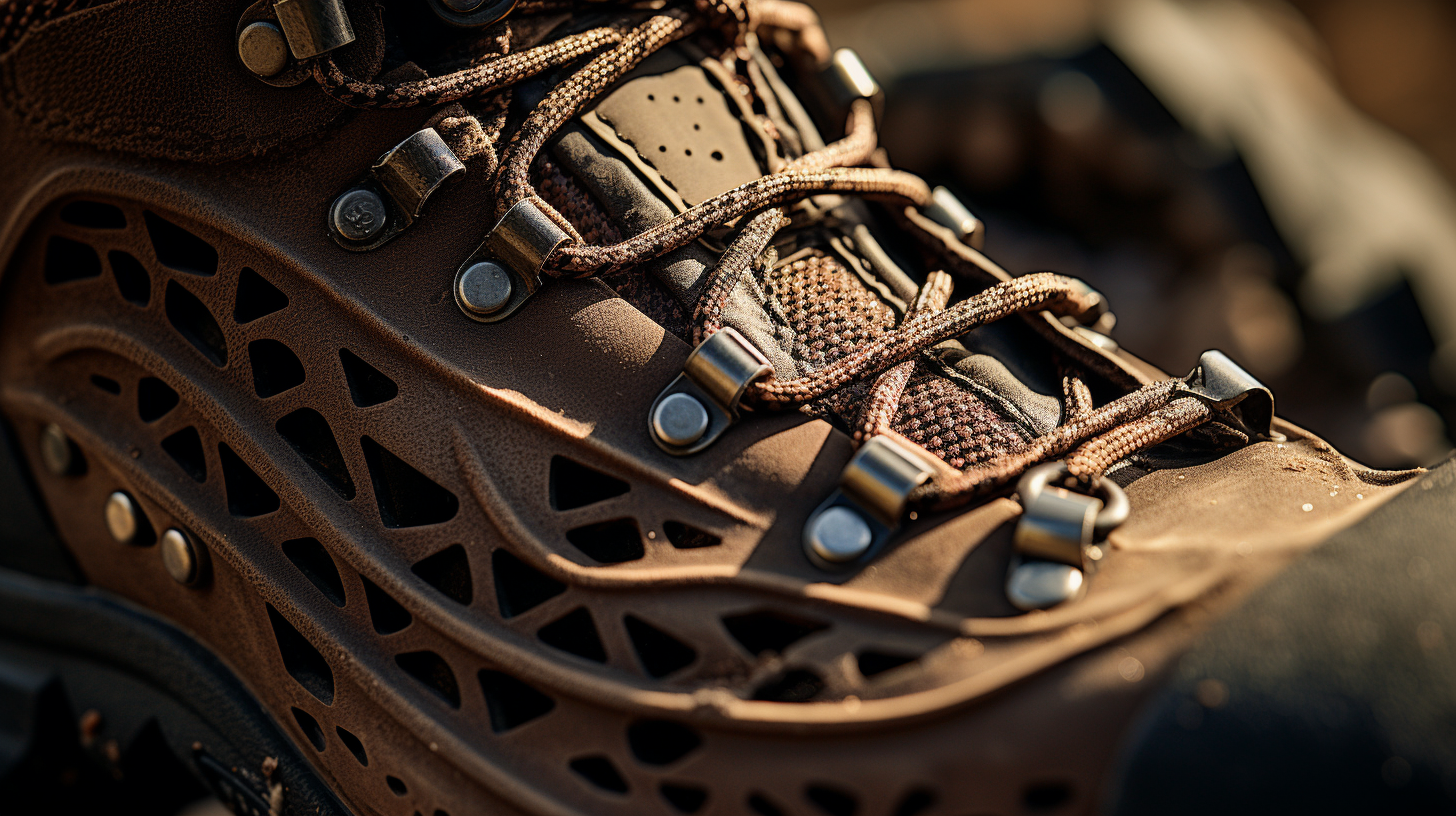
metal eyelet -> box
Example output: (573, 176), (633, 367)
(1007, 462), (1128, 611)
(426, 0), (517, 27)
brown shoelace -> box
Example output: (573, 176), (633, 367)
(308, 0), (1225, 510)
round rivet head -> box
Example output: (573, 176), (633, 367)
(237, 22), (290, 78)
(457, 261), (514, 316)
(652, 393), (710, 447)
(805, 506), (874, 564)
(39, 423), (75, 476)
(161, 529), (202, 585)
(1007, 561), (1084, 611)
(330, 188), (388, 243)
(105, 492), (140, 544)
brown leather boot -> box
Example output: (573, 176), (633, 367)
(0, 2), (1440, 815)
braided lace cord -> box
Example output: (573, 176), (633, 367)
(305, 0), (1226, 508)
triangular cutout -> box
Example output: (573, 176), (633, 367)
(266, 604), (334, 705)
(276, 408), (355, 499)
(362, 576), (412, 634)
(549, 456), (629, 510)
(109, 250), (151, 306)
(234, 267), (288, 323)
(165, 281), (227, 366)
(160, 426), (207, 482)
(627, 719), (702, 765)
(624, 615), (696, 678)
(282, 537), (346, 607)
(144, 211), (217, 276)
(249, 339), (306, 398)
(478, 669), (556, 733)
(339, 348), (397, 407)
(394, 650), (460, 708)
(856, 650), (916, 679)
(411, 544), (472, 605)
(569, 756), (628, 793)
(360, 436), (458, 528)
(492, 549), (565, 618)
(219, 442), (279, 517)
(565, 518), (644, 563)
(138, 377), (179, 422)
(538, 607), (606, 662)
(664, 521), (721, 549)
(722, 610), (829, 657)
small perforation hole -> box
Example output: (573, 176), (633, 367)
(395, 651), (461, 708)
(60, 200), (126, 229)
(144, 211), (217, 276)
(291, 708), (326, 752)
(137, 377), (179, 422)
(570, 756), (629, 794)
(684, 149), (692, 157)
(90, 374), (121, 394)
(44, 237), (101, 285)
(711, 151), (724, 161)
(479, 669), (556, 733)
(335, 726), (368, 766)
(538, 607), (606, 662)
(267, 604), (335, 705)
(411, 544), (472, 605)
(386, 776), (408, 796)
(806, 784), (859, 816)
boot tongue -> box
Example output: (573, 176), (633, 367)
(585, 48), (768, 207)
(537, 41), (1066, 444)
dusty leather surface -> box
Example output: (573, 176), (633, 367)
(0, 3), (1423, 816)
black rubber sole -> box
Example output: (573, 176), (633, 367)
(0, 566), (349, 816)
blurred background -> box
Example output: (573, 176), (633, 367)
(813, 0), (1456, 469)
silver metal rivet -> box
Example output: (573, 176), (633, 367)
(161, 528), (200, 585)
(105, 492), (139, 544)
(457, 261), (514, 315)
(441, 0), (486, 10)
(330, 188), (388, 242)
(652, 393), (710, 447)
(805, 506), (874, 564)
(1007, 561), (1084, 611)
(237, 21), (290, 77)
(39, 423), (74, 476)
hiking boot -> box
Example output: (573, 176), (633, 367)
(0, 1), (1442, 814)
